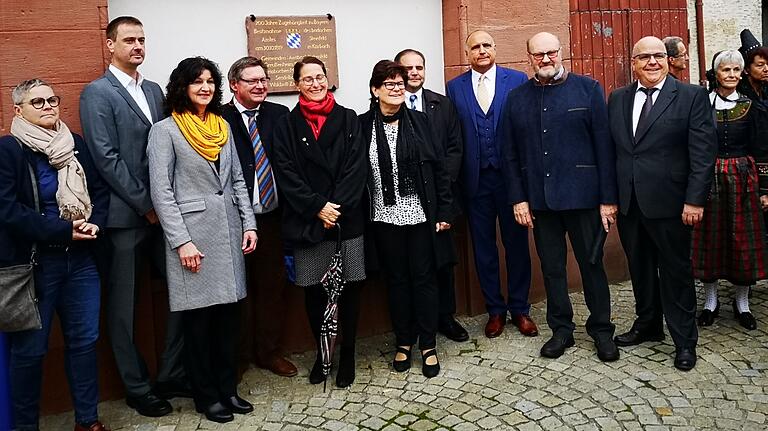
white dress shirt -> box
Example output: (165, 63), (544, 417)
(471, 64), (497, 106)
(405, 88), (424, 112)
(709, 90), (739, 110)
(109, 64), (153, 123)
(233, 98), (279, 214)
(632, 77), (666, 135)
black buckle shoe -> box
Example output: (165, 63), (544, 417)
(222, 395), (253, 414)
(126, 391), (172, 417)
(421, 349), (440, 378)
(733, 300), (757, 330)
(540, 334), (575, 359)
(393, 346), (412, 372)
(439, 317), (470, 342)
(697, 302), (720, 327)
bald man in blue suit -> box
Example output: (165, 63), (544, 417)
(447, 30), (538, 339)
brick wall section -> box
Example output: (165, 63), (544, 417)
(0, 0), (109, 135)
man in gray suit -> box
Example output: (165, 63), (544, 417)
(79, 16), (186, 417)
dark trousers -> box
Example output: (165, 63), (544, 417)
(106, 226), (185, 397)
(437, 262), (456, 323)
(10, 248), (100, 430)
(531, 209), (615, 340)
(246, 209), (289, 364)
(373, 222), (438, 349)
(617, 195), (698, 348)
(182, 301), (240, 409)
(304, 282), (362, 363)
(467, 167), (531, 316)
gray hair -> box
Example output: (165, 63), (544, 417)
(663, 36), (684, 57)
(714, 49), (745, 71)
(11, 78), (50, 105)
(227, 56), (268, 83)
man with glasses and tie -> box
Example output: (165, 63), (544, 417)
(607, 36), (716, 371)
(221, 57), (297, 378)
(395, 48), (468, 343)
(446, 31), (538, 340)
(500, 32), (619, 362)
(663, 36), (689, 81)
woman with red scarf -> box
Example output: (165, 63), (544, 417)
(271, 56), (367, 388)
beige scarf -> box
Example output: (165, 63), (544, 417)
(10, 116), (93, 221)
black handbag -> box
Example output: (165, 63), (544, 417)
(0, 141), (42, 332)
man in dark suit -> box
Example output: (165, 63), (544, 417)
(608, 36), (716, 371)
(221, 57), (297, 377)
(446, 30), (538, 339)
(502, 32), (619, 361)
(395, 48), (468, 343)
(79, 16), (186, 416)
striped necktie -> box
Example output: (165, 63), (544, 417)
(243, 109), (275, 209)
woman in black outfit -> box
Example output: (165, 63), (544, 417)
(271, 56), (367, 388)
(360, 60), (454, 378)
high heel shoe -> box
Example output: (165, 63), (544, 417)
(421, 349), (440, 378)
(733, 299), (757, 330)
(393, 346), (412, 372)
(336, 354), (355, 388)
(697, 301), (720, 327)
(309, 357), (326, 384)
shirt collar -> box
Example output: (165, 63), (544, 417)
(233, 97), (259, 115)
(637, 77), (667, 93)
(405, 88), (423, 100)
(109, 64), (144, 88)
(471, 64), (497, 84)
(533, 66), (567, 85)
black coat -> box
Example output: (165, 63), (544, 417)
(271, 103), (368, 247)
(0, 133), (110, 267)
(422, 89), (464, 215)
(359, 107), (455, 268)
(221, 99), (289, 202)
(608, 77), (717, 218)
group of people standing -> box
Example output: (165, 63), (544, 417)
(2, 13), (767, 431)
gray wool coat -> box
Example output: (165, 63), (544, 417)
(147, 117), (257, 312)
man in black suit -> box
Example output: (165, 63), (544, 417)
(608, 36), (716, 371)
(395, 48), (468, 342)
(221, 57), (296, 377)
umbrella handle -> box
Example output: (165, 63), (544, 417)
(334, 222), (342, 253)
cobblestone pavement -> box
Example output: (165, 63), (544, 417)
(41, 281), (768, 430)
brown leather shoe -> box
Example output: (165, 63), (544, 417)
(258, 356), (298, 377)
(510, 314), (539, 337)
(484, 314), (505, 338)
(74, 421), (110, 431)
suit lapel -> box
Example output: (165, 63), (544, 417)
(106, 70), (152, 127)
(142, 84), (158, 123)
(459, 72), (479, 133)
(290, 108), (332, 175)
(624, 82), (637, 144)
(493, 67), (508, 130)
(635, 78), (678, 144)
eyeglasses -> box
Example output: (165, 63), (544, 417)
(239, 77), (270, 87)
(299, 74), (327, 85)
(529, 49), (560, 61)
(633, 52), (667, 63)
(672, 52), (689, 59)
(382, 81), (406, 91)
(23, 96), (60, 109)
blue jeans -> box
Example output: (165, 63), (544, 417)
(9, 246), (100, 430)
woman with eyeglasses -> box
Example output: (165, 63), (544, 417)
(270, 56), (367, 388)
(692, 50), (768, 330)
(147, 57), (257, 423)
(360, 60), (453, 378)
(0, 79), (110, 431)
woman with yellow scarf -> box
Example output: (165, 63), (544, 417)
(147, 57), (257, 424)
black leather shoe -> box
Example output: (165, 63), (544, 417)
(309, 357), (326, 385)
(222, 395), (253, 414)
(733, 300), (757, 330)
(674, 347), (697, 371)
(594, 338), (620, 362)
(421, 349), (440, 378)
(540, 334), (575, 359)
(336, 355), (355, 388)
(698, 302), (720, 327)
(201, 401), (234, 423)
(154, 379), (193, 400)
(393, 346), (412, 372)
(614, 328), (665, 346)
(439, 317), (470, 342)
(126, 391), (172, 417)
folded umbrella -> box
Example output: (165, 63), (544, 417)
(319, 223), (345, 391)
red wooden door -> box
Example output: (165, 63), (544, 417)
(569, 0), (689, 95)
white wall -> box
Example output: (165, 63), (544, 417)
(108, 0), (445, 114)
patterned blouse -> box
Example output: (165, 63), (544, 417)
(369, 122), (427, 225)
